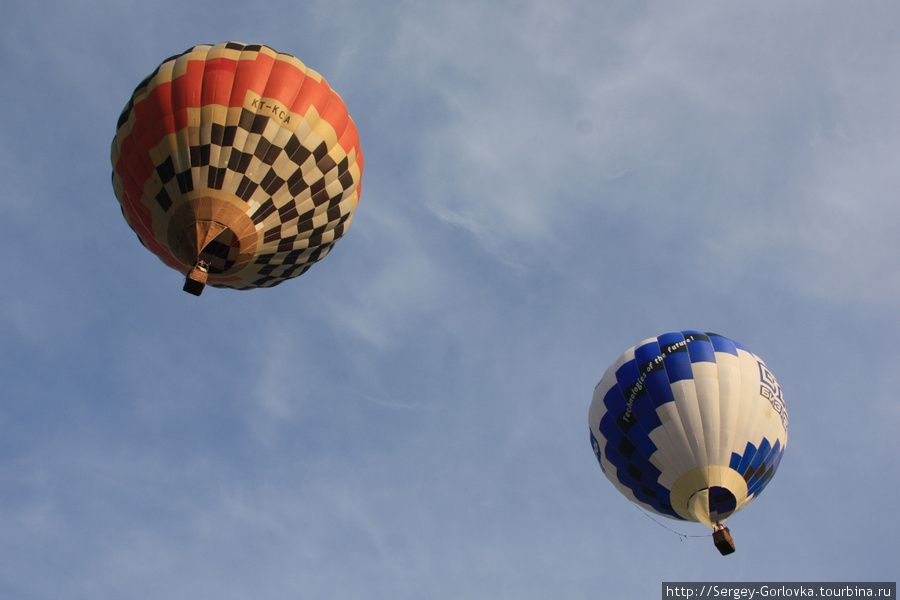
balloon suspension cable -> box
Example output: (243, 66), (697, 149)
(631, 503), (708, 540)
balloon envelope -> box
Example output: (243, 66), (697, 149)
(588, 331), (788, 528)
(111, 42), (363, 292)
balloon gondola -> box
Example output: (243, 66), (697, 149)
(111, 42), (363, 295)
(588, 331), (788, 555)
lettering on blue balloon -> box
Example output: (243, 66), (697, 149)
(622, 336), (697, 423)
(758, 362), (789, 430)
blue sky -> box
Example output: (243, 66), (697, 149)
(2, 1), (898, 598)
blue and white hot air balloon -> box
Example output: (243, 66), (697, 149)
(588, 331), (788, 555)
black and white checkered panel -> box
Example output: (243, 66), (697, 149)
(142, 104), (359, 289)
(243, 111), (359, 289)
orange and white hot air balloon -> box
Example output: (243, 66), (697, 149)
(111, 42), (363, 295)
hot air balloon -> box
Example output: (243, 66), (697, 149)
(111, 42), (363, 295)
(588, 331), (788, 555)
